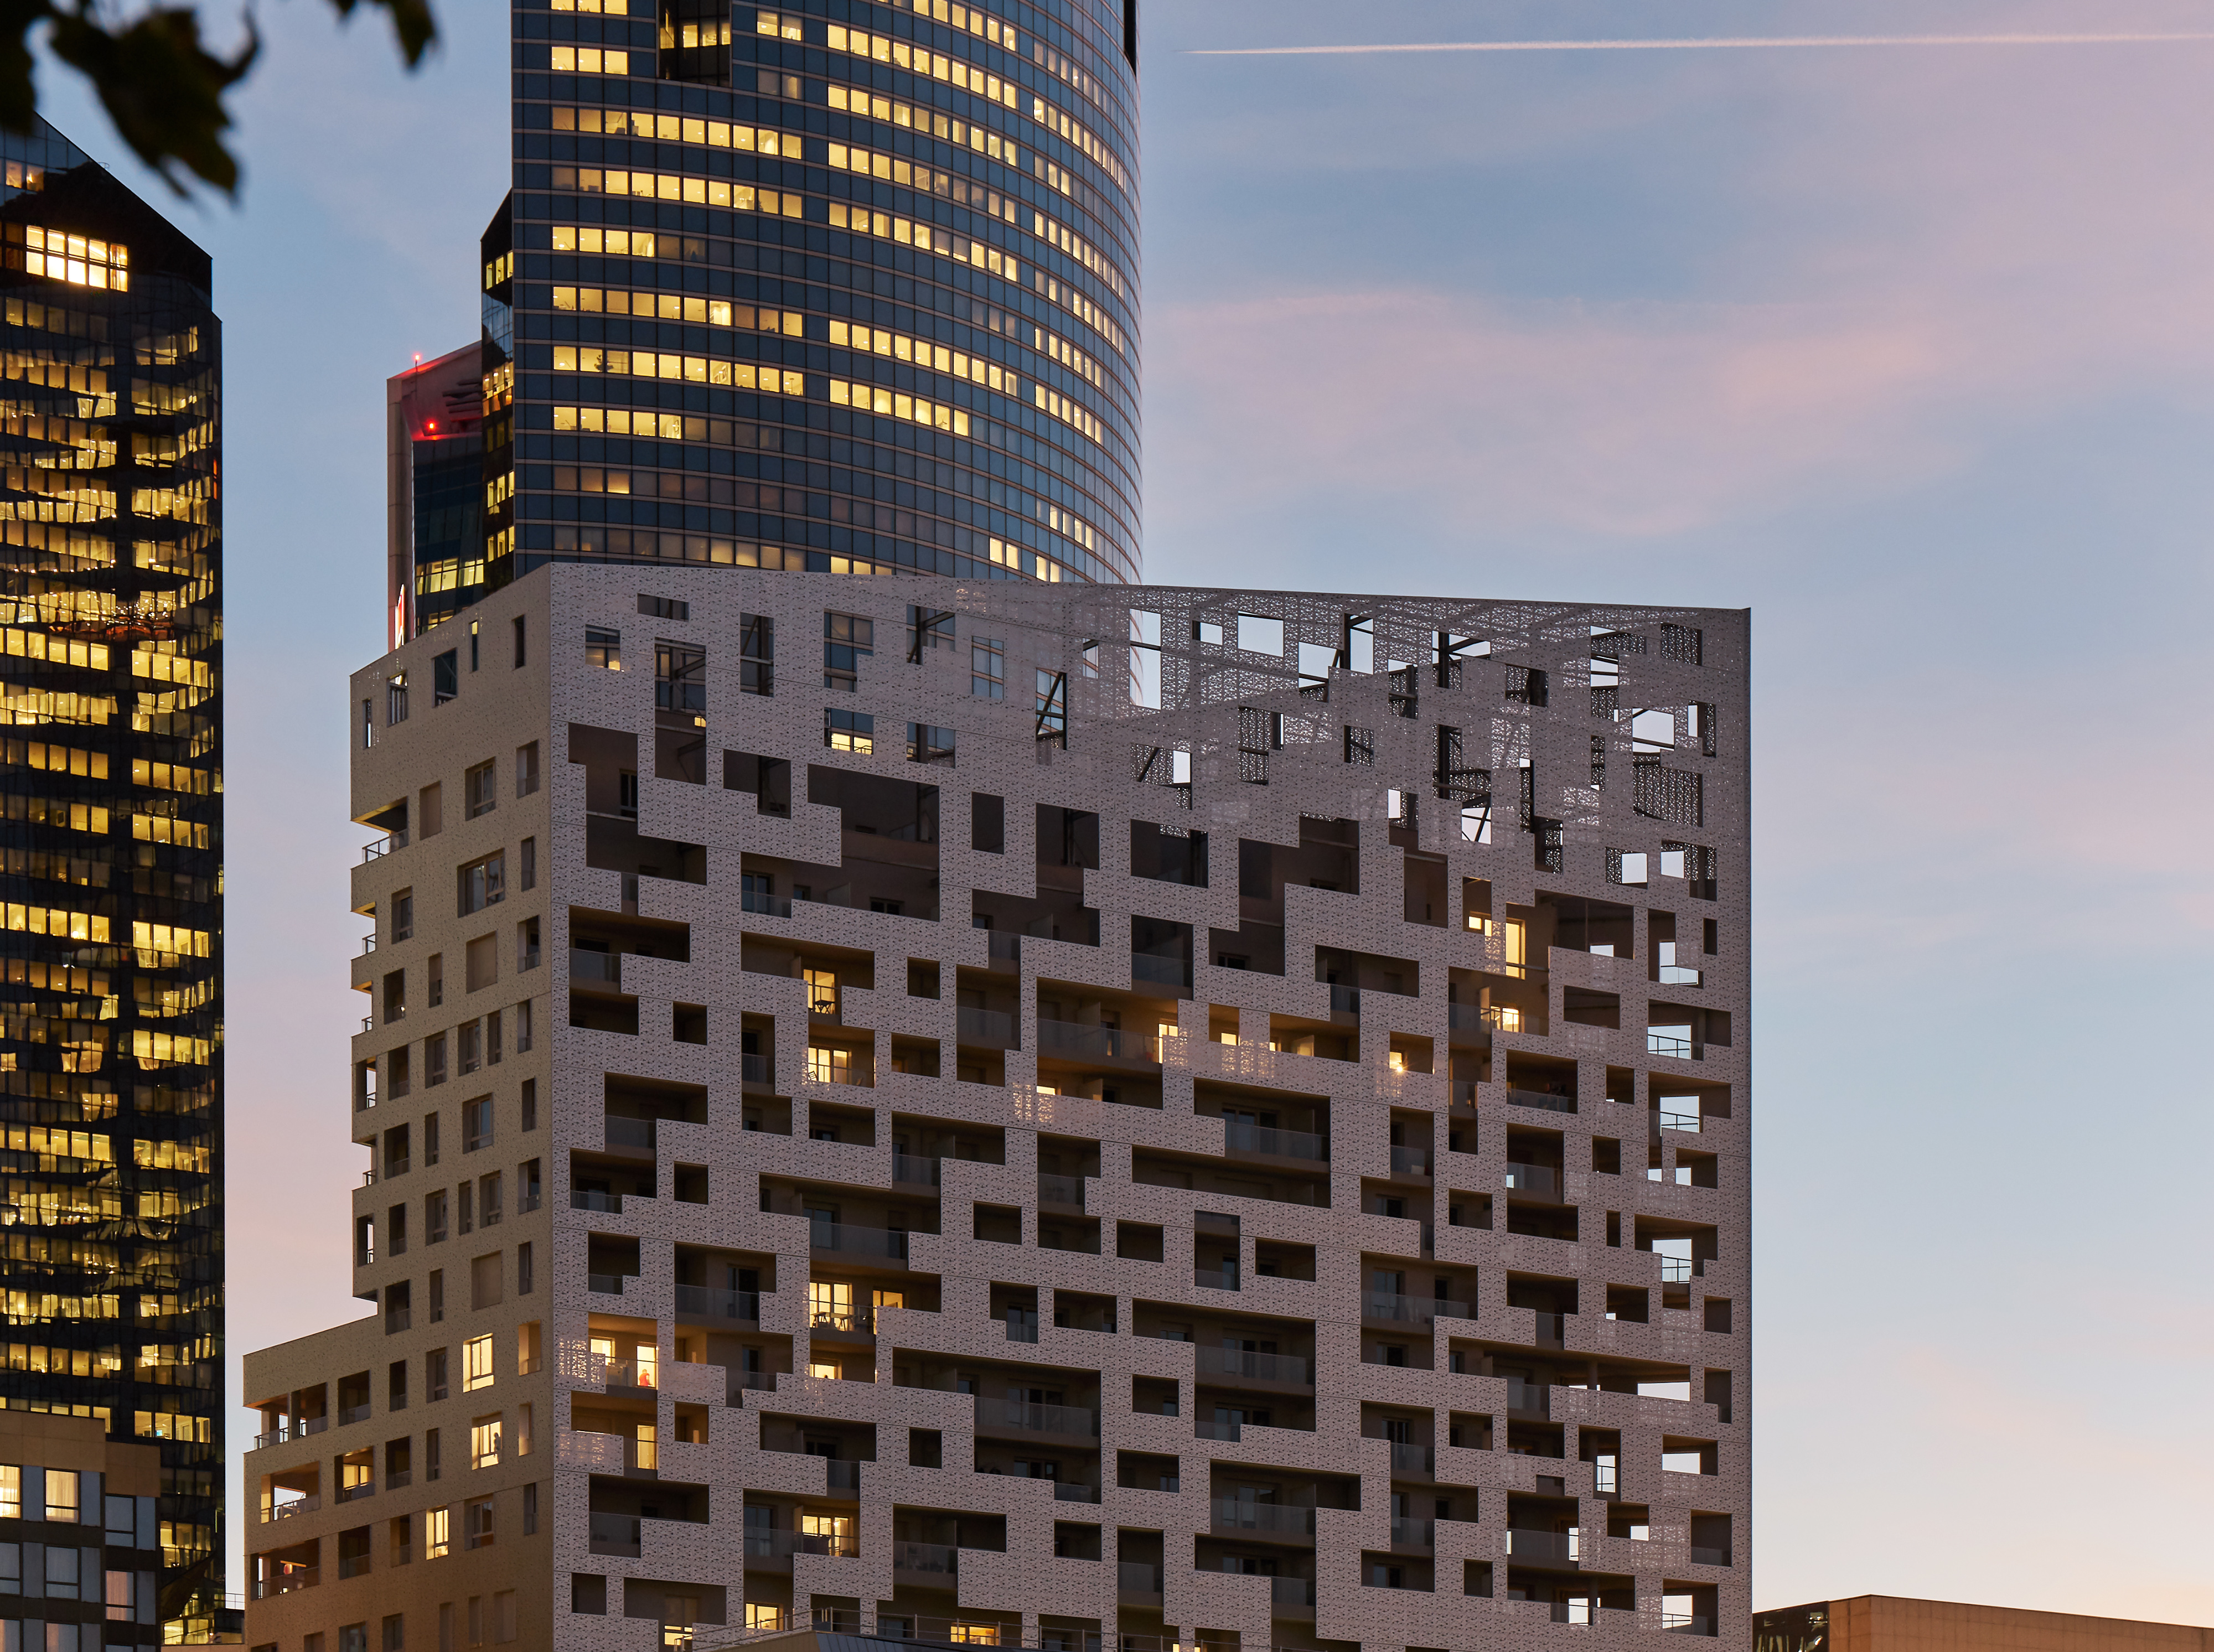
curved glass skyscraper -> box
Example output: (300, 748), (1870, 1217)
(406, 0), (1139, 634)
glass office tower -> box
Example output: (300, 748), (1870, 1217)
(0, 118), (224, 1641)
(473, 0), (1139, 609)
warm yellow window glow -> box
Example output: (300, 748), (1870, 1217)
(633, 1422), (658, 1470)
(803, 967), (838, 1014)
(808, 1358), (842, 1380)
(824, 198), (1021, 286)
(547, 226), (657, 257)
(469, 1417), (502, 1469)
(549, 343), (803, 396)
(425, 1506), (451, 1558)
(547, 45), (631, 72)
(9, 225), (128, 290)
(463, 1334), (495, 1391)
(806, 1044), (853, 1084)
(827, 317), (1018, 401)
(827, 379), (971, 437)
(809, 1280), (853, 1327)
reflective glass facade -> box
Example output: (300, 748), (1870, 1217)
(473, 0), (1139, 610)
(0, 119), (224, 1641)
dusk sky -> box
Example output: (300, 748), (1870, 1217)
(32, 0), (2214, 1617)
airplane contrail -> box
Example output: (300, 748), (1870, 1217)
(1190, 32), (2214, 57)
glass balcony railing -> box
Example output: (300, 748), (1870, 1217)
(1210, 1499), (1315, 1536)
(956, 1007), (1017, 1046)
(570, 949), (622, 986)
(674, 1284), (759, 1320)
(1038, 1019), (1159, 1062)
(588, 1513), (641, 1553)
(977, 1397), (1098, 1436)
(1387, 1442), (1433, 1475)
(1194, 1345), (1309, 1385)
(1506, 1527), (1578, 1563)
(892, 1151), (941, 1185)
(1222, 1122), (1327, 1162)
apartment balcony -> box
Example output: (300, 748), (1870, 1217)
(808, 1221), (912, 1266)
(892, 1151), (941, 1187)
(588, 1513), (641, 1557)
(975, 1397), (1099, 1441)
(604, 1115), (655, 1153)
(571, 948), (623, 988)
(1271, 1576), (1317, 1612)
(1388, 1146), (1432, 1179)
(1131, 952), (1189, 990)
(1506, 1377), (1551, 1416)
(1362, 1292), (1474, 1328)
(1209, 1500), (1316, 1539)
(249, 1566), (318, 1599)
(1506, 1527), (1579, 1566)
(744, 1529), (859, 1562)
(1117, 1562), (1163, 1605)
(1504, 1087), (1577, 1116)
(673, 1284), (761, 1323)
(1222, 1122), (1328, 1165)
(1503, 1162), (1560, 1198)
(252, 1417), (328, 1451)
(1038, 1018), (1160, 1067)
(1037, 1172), (1088, 1211)
(894, 1541), (959, 1577)
(1664, 1614), (1716, 1637)
(957, 1007), (1018, 1049)
(1387, 1443), (1433, 1478)
(260, 1495), (319, 1523)
(1193, 1346), (1311, 1389)
(1390, 1518), (1436, 1551)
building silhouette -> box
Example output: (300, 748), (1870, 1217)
(0, 116), (225, 1641)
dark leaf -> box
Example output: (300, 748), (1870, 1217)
(0, 0), (48, 136)
(46, 3), (258, 193)
(325, 0), (436, 66)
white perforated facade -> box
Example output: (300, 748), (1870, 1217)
(244, 565), (1750, 1652)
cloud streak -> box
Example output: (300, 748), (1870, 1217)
(1192, 32), (2214, 57)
